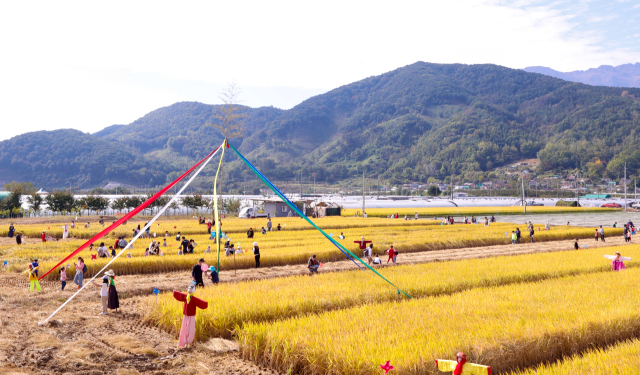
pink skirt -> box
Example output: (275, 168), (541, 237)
(178, 315), (196, 347)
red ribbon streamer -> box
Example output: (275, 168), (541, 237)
(38, 145), (221, 280)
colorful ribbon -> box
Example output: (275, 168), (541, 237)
(228, 142), (411, 298)
(213, 140), (227, 272)
(39, 145), (222, 280)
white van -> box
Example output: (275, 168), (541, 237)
(238, 207), (268, 219)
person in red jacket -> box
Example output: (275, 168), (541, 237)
(173, 284), (208, 347)
(41, 231), (46, 242)
(386, 246), (397, 264)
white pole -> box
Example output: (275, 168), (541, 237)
(38, 142), (224, 325)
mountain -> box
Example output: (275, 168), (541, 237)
(523, 64), (640, 88)
(2, 61), (640, 190)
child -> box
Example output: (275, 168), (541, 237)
(31, 259), (39, 277)
(126, 252), (132, 258)
(277, 223), (281, 231)
(204, 246), (211, 254)
(26, 265), (41, 292)
(175, 232), (181, 241)
(173, 285), (208, 347)
(261, 227), (267, 235)
(339, 232), (345, 240)
(162, 239), (167, 247)
(165, 231), (169, 237)
(595, 229), (599, 241)
(110, 246), (115, 257)
(209, 266), (219, 284)
(60, 266), (67, 291)
(574, 238), (579, 250)
(511, 231), (517, 244)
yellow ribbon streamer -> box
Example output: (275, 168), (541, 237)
(213, 140), (226, 271)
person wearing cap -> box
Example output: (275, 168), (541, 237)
(253, 242), (260, 268)
(192, 259), (205, 287)
(173, 285), (208, 347)
(308, 254), (320, 274)
(435, 352), (491, 375)
(91, 274), (110, 314)
(31, 259), (39, 277)
(208, 266), (219, 284)
(26, 264), (41, 292)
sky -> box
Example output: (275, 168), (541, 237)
(0, 0), (639, 141)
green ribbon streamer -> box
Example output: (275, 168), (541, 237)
(228, 142), (411, 298)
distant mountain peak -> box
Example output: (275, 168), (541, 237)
(523, 63), (640, 88)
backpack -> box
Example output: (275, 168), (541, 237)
(82, 264), (87, 274)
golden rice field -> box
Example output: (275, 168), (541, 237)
(342, 205), (620, 217)
(510, 338), (640, 375)
(2, 220), (621, 280)
(237, 269), (640, 375)
(0, 216), (440, 239)
(143, 245), (640, 340)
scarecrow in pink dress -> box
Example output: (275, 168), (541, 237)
(605, 251), (631, 271)
(173, 284), (208, 347)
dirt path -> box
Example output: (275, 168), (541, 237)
(0, 236), (631, 374)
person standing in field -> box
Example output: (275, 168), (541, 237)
(62, 223), (69, 239)
(308, 254), (320, 274)
(511, 231), (517, 244)
(364, 245), (372, 264)
(206, 220), (212, 234)
(98, 242), (108, 258)
(16, 232), (23, 245)
(59, 266), (67, 291)
(105, 270), (119, 312)
(595, 229), (599, 242)
(74, 257), (85, 289)
(118, 236), (128, 249)
(386, 246), (397, 264)
(515, 228), (521, 244)
(178, 236), (189, 254)
(70, 220), (75, 229)
(173, 285), (208, 347)
(91, 275), (110, 315)
(247, 228), (254, 238)
(484, 217), (489, 226)
(599, 226), (605, 242)
(253, 242), (260, 268)
(8, 223), (15, 238)
(415, 212), (418, 220)
(529, 226), (535, 243)
(192, 259), (205, 287)
(574, 238), (579, 250)
(26, 264), (41, 292)
(208, 266), (219, 284)
(267, 219), (272, 232)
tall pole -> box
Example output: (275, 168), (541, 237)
(522, 178), (526, 214)
(576, 173), (580, 207)
(624, 163), (627, 211)
(362, 171), (365, 217)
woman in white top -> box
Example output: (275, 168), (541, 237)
(62, 223), (69, 239)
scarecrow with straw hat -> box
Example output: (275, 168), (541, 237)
(173, 284), (208, 347)
(436, 352), (491, 375)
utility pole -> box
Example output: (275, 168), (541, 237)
(522, 178), (526, 214)
(624, 163), (627, 212)
(378, 176), (380, 199)
(362, 171), (365, 217)
(576, 173), (580, 207)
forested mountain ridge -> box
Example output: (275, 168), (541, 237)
(2, 61), (640, 189)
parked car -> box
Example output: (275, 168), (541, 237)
(631, 202), (640, 209)
(601, 203), (622, 208)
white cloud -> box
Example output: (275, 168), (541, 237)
(0, 0), (639, 140)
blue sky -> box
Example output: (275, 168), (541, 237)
(0, 0), (638, 140)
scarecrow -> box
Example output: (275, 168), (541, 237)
(173, 284), (208, 347)
(435, 352), (491, 375)
(605, 251), (631, 271)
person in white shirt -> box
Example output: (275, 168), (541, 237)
(363, 246), (373, 264)
(97, 242), (108, 258)
(62, 223), (69, 239)
(91, 275), (110, 315)
(148, 240), (157, 252)
(372, 256), (382, 265)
